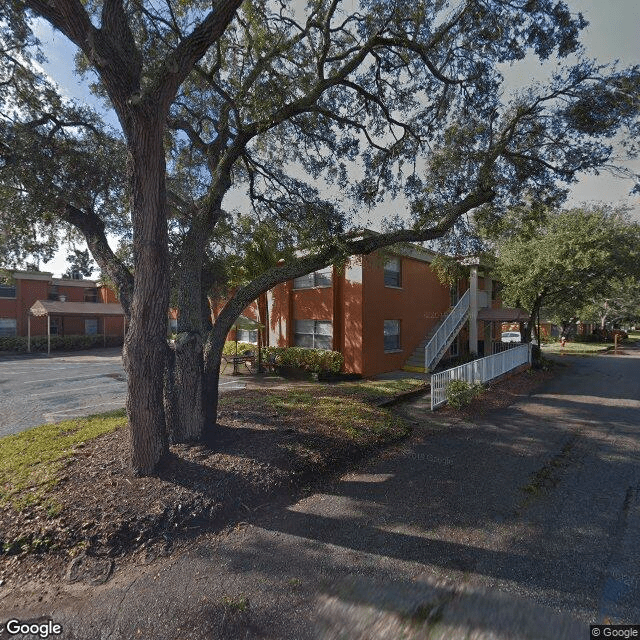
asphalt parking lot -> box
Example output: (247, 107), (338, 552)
(0, 348), (246, 437)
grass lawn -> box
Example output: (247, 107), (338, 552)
(541, 341), (614, 354)
(627, 331), (640, 342)
(1, 378), (426, 524)
(0, 410), (126, 514)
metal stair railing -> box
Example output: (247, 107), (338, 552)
(424, 289), (470, 372)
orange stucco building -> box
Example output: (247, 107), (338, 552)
(236, 245), (522, 377)
(0, 271), (126, 340)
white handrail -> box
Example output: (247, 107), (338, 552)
(430, 343), (531, 410)
(424, 289), (470, 371)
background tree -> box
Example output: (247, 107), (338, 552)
(577, 277), (640, 331)
(492, 207), (640, 341)
(62, 248), (96, 279)
(2, 0), (639, 474)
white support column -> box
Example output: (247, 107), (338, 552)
(28, 313), (31, 353)
(469, 265), (478, 355)
(484, 277), (493, 355)
(47, 314), (51, 355)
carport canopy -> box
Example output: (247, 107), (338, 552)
(29, 300), (126, 354)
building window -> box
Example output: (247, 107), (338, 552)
(0, 284), (16, 298)
(384, 320), (401, 351)
(384, 257), (401, 287)
(449, 336), (459, 357)
(237, 329), (258, 343)
(168, 318), (178, 335)
(293, 267), (332, 289)
(294, 320), (332, 350)
(0, 318), (17, 337)
(48, 285), (59, 301)
(84, 288), (98, 302)
(85, 318), (98, 335)
(450, 285), (460, 307)
(50, 317), (61, 335)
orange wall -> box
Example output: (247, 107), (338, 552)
(0, 276), (125, 337)
(360, 253), (451, 377)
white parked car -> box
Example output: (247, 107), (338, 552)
(501, 331), (522, 343)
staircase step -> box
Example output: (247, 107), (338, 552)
(402, 364), (427, 373)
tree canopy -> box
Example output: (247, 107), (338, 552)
(2, 0), (640, 473)
(492, 206), (640, 338)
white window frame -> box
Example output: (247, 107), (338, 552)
(384, 257), (402, 288)
(294, 319), (333, 350)
(384, 320), (401, 352)
(0, 318), (17, 337)
(293, 267), (332, 290)
(85, 318), (98, 335)
(236, 328), (258, 344)
(0, 284), (16, 299)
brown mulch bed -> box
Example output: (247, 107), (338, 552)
(0, 385), (409, 589)
(438, 363), (557, 421)
(0, 365), (557, 591)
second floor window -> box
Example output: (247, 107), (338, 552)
(84, 288), (98, 302)
(450, 285), (460, 307)
(0, 284), (16, 298)
(384, 258), (401, 287)
(293, 267), (332, 289)
(48, 285), (59, 301)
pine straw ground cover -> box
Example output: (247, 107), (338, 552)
(0, 378), (425, 587)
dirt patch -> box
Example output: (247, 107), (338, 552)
(0, 384), (409, 590)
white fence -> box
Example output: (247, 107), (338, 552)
(424, 290), (470, 371)
(430, 343), (531, 410)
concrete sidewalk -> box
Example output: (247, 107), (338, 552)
(3, 351), (640, 639)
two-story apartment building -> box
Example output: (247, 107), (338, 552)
(233, 245), (528, 377)
(0, 271), (126, 344)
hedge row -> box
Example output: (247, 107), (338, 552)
(221, 341), (344, 374)
(0, 334), (124, 353)
(262, 346), (344, 374)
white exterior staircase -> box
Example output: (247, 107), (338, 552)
(402, 290), (470, 373)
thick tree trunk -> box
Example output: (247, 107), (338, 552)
(165, 331), (204, 442)
(203, 316), (230, 432)
(164, 224), (207, 442)
(124, 118), (170, 475)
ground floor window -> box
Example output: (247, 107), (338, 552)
(85, 318), (98, 335)
(384, 320), (401, 351)
(449, 336), (459, 357)
(294, 319), (332, 350)
(50, 316), (61, 335)
(0, 318), (17, 337)
(237, 328), (258, 343)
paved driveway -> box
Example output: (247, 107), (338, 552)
(0, 349), (246, 437)
(3, 350), (640, 639)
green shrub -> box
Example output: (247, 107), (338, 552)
(0, 335), (123, 352)
(445, 379), (484, 409)
(261, 346), (343, 374)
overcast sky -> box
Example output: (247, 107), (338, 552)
(34, 0), (640, 276)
